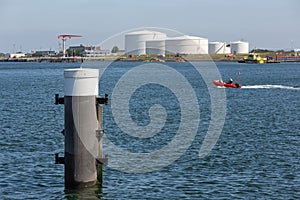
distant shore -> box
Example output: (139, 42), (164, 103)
(0, 57), (237, 63)
(1, 53), (300, 63)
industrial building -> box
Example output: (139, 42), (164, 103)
(165, 35), (208, 54)
(125, 30), (167, 55)
(124, 30), (249, 55)
(125, 30), (208, 55)
(5, 53), (26, 59)
(145, 40), (165, 55)
(32, 50), (56, 57)
(83, 49), (110, 57)
(230, 41), (249, 54)
(208, 42), (231, 54)
(66, 45), (110, 57)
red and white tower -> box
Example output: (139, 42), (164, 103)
(58, 35), (82, 57)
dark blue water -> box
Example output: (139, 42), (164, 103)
(0, 61), (299, 199)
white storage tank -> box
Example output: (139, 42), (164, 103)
(125, 30), (166, 55)
(146, 40), (165, 55)
(209, 42), (230, 54)
(165, 35), (208, 54)
(230, 41), (249, 54)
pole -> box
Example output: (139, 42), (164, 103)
(97, 105), (103, 185)
(64, 68), (99, 188)
(62, 38), (66, 58)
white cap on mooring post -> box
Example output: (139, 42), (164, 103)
(64, 68), (99, 96)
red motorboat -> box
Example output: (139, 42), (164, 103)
(213, 80), (242, 88)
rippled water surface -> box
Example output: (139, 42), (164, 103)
(0, 61), (299, 199)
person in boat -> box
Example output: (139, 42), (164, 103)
(226, 78), (233, 84)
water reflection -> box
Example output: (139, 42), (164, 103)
(64, 185), (104, 200)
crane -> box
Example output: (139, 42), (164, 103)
(58, 34), (82, 57)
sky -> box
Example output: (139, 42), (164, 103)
(0, 0), (299, 53)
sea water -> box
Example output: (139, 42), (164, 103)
(0, 61), (299, 199)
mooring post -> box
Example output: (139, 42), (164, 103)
(63, 68), (100, 188)
(55, 68), (108, 188)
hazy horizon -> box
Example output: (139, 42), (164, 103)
(1, 0), (299, 53)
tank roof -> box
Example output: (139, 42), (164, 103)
(166, 35), (207, 40)
(125, 30), (166, 35)
(230, 41), (249, 44)
(209, 41), (226, 44)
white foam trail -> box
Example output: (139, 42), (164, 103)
(242, 85), (300, 90)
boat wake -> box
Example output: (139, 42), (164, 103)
(242, 85), (300, 90)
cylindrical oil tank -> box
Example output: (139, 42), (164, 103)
(230, 41), (249, 54)
(209, 42), (230, 54)
(165, 35), (208, 54)
(125, 30), (166, 55)
(146, 40), (165, 55)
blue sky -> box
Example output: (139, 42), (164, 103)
(1, 0), (299, 53)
